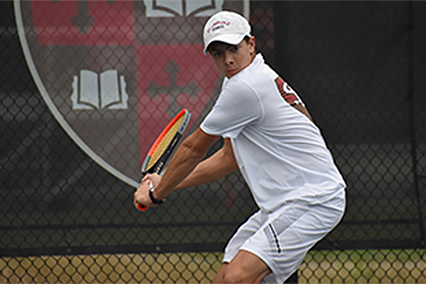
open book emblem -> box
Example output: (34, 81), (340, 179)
(71, 70), (128, 110)
(144, 0), (223, 17)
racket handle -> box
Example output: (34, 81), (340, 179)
(136, 203), (148, 211)
(135, 180), (153, 212)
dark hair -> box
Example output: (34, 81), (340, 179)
(243, 35), (251, 43)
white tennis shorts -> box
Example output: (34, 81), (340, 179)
(222, 193), (345, 284)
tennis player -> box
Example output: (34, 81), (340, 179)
(134, 10), (346, 284)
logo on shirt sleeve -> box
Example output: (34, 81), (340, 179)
(274, 77), (303, 107)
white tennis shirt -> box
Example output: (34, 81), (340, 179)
(201, 54), (345, 212)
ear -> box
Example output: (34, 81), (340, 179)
(248, 36), (256, 54)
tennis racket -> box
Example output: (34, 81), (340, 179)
(136, 108), (191, 211)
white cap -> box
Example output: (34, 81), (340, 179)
(203, 11), (251, 54)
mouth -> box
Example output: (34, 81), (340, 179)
(226, 68), (239, 77)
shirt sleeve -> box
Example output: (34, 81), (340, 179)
(200, 80), (264, 139)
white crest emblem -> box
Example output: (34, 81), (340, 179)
(14, 0), (248, 187)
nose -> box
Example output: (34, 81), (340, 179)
(224, 51), (234, 66)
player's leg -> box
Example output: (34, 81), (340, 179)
(214, 250), (271, 283)
(214, 210), (267, 283)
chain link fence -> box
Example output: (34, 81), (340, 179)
(1, 1), (426, 283)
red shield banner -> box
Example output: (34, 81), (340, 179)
(14, 0), (248, 187)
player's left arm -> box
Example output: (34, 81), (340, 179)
(174, 136), (238, 190)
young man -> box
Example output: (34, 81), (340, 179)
(134, 11), (346, 284)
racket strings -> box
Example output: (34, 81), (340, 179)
(146, 115), (185, 169)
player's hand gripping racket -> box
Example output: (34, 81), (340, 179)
(136, 108), (191, 211)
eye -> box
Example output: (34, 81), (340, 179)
(211, 51), (222, 57)
(231, 46), (239, 52)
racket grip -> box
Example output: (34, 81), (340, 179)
(136, 203), (148, 211)
(135, 180), (153, 212)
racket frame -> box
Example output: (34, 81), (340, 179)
(141, 108), (190, 174)
(136, 108), (191, 211)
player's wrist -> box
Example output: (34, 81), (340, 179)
(149, 185), (165, 205)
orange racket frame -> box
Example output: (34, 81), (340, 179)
(136, 108), (191, 211)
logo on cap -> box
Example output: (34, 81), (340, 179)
(207, 20), (231, 34)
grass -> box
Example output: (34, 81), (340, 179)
(1, 249), (426, 283)
(298, 249), (426, 283)
(0, 252), (222, 283)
